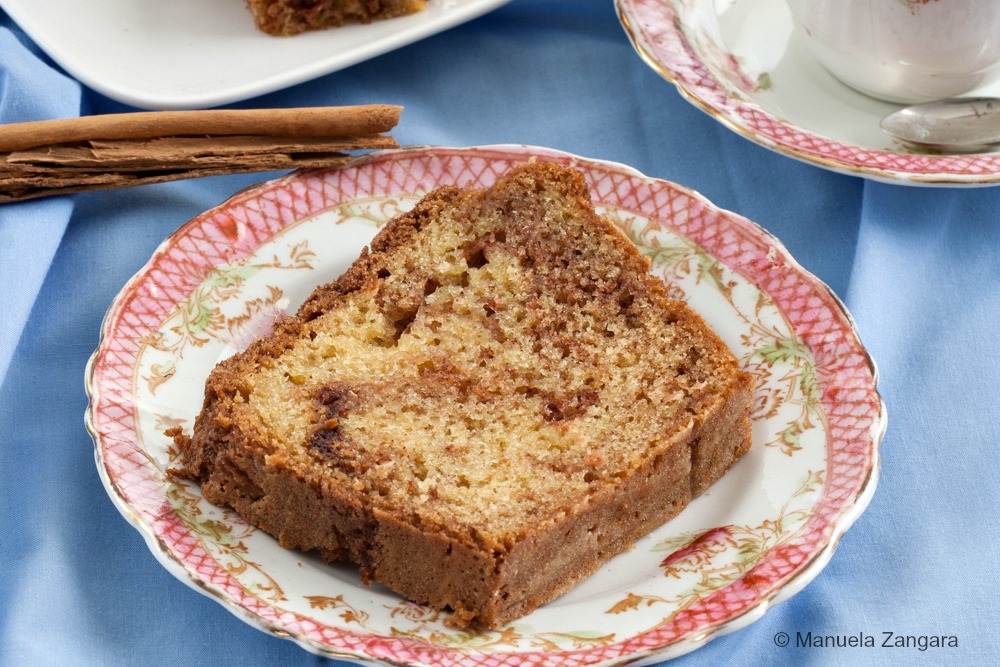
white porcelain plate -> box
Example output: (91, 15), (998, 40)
(86, 145), (884, 666)
(0, 0), (509, 110)
(617, 0), (1000, 185)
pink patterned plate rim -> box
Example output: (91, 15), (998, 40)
(85, 145), (884, 666)
(617, 0), (1000, 186)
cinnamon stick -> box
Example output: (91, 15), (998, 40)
(0, 105), (401, 153)
(5, 135), (398, 172)
(0, 105), (402, 203)
(0, 155), (359, 202)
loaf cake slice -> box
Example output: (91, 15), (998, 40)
(171, 161), (753, 629)
(247, 0), (427, 36)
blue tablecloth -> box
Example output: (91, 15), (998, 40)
(1, 1), (998, 665)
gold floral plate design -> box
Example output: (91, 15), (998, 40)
(86, 145), (885, 665)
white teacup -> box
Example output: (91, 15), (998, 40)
(786, 0), (1000, 103)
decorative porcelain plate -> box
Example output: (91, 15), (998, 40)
(0, 0), (510, 110)
(86, 145), (884, 666)
(617, 0), (1000, 185)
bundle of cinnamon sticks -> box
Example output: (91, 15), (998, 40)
(0, 104), (402, 203)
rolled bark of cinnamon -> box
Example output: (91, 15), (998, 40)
(0, 105), (402, 203)
(0, 105), (401, 152)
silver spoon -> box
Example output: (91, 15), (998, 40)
(879, 97), (1000, 153)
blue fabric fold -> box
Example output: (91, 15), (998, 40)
(0, 20), (81, 382)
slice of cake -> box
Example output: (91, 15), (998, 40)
(171, 161), (754, 629)
(247, 0), (427, 36)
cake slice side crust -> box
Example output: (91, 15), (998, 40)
(247, 0), (428, 36)
(171, 161), (754, 629)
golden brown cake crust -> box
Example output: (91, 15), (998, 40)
(247, 0), (428, 36)
(172, 161), (754, 629)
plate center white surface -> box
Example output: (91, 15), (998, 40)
(0, 0), (511, 108)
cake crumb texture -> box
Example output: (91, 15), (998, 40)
(247, 0), (427, 36)
(173, 160), (754, 629)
